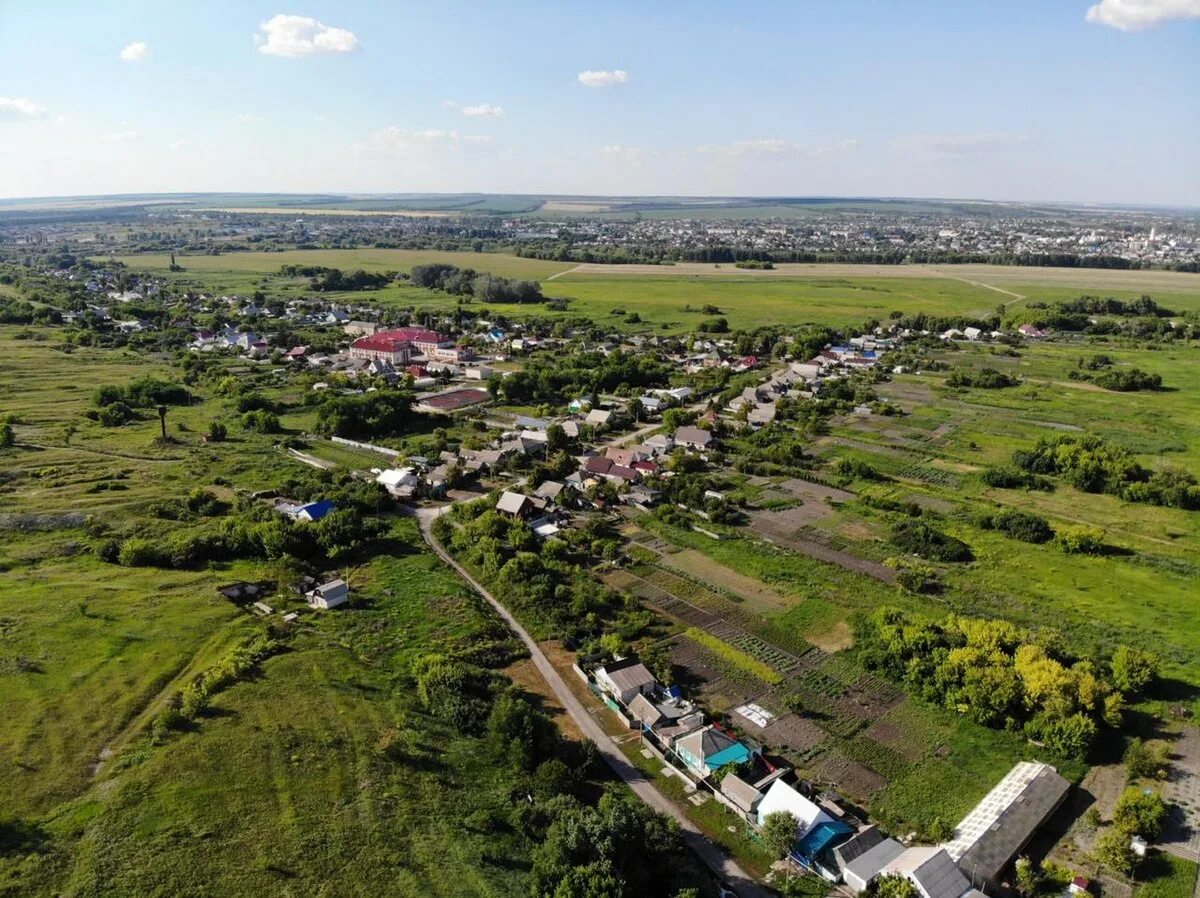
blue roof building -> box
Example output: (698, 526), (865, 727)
(296, 500), (336, 522)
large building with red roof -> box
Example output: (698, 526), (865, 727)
(349, 327), (473, 363)
(349, 332), (414, 364)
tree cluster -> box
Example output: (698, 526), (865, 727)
(856, 608), (1151, 759)
(1013, 435), (1200, 510)
(410, 263), (544, 304)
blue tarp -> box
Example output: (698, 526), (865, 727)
(793, 820), (853, 864)
(706, 743), (751, 770)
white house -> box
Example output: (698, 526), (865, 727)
(307, 579), (349, 610)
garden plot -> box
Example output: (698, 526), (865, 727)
(811, 755), (889, 799)
(667, 635), (763, 711)
(755, 713), (829, 757)
(747, 510), (897, 584)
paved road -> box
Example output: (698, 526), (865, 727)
(414, 506), (774, 898)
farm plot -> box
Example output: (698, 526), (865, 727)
(747, 510), (897, 583)
(667, 635), (766, 712)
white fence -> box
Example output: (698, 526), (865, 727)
(330, 436), (400, 459)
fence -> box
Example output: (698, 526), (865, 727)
(330, 436), (400, 459)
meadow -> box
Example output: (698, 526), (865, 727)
(105, 250), (1200, 333)
(0, 327), (573, 896)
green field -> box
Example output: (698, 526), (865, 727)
(0, 329), (568, 896)
(104, 252), (1200, 333)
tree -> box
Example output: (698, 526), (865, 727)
(1014, 857), (1041, 897)
(1124, 738), (1169, 781)
(1112, 787), (1167, 839)
(208, 420), (228, 442)
(874, 874), (918, 898)
(1111, 646), (1157, 695)
(761, 810), (799, 888)
(1094, 826), (1138, 876)
(552, 861), (624, 898)
(0, 423), (13, 448)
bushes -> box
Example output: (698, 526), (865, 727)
(151, 633), (283, 740)
(241, 410), (281, 434)
(1092, 368), (1163, 392)
(313, 389), (413, 439)
(890, 519), (973, 562)
(834, 457), (885, 481)
(981, 466), (1053, 491)
(946, 367), (1018, 388)
(979, 510), (1054, 544)
(1058, 525), (1106, 555)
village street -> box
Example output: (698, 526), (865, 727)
(413, 506), (774, 898)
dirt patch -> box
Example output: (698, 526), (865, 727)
(777, 478), (856, 504)
(748, 512), (897, 584)
(838, 522), (875, 541)
(864, 719), (924, 762)
(808, 621), (854, 653)
(929, 459), (982, 474)
(811, 756), (888, 799)
(755, 713), (829, 755)
(659, 549), (788, 612)
(503, 657), (583, 741)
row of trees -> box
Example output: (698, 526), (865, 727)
(856, 608), (1158, 759)
(485, 350), (674, 405)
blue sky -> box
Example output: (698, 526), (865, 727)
(1, 1), (1197, 203)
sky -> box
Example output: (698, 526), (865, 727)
(1, 0), (1198, 205)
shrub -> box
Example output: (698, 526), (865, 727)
(1058, 525), (1106, 555)
(207, 420), (227, 442)
(890, 519), (973, 562)
(117, 537), (168, 567)
(241, 410), (281, 434)
(986, 510), (1055, 544)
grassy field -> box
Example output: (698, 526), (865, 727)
(0, 326), (566, 896)
(102, 251), (1200, 333)
(102, 249), (573, 282)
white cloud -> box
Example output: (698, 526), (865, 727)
(120, 41), (149, 61)
(577, 69), (628, 88)
(461, 103), (504, 117)
(235, 113), (264, 124)
(1085, 0), (1200, 29)
(255, 14), (359, 57)
(0, 96), (46, 118)
(99, 130), (139, 142)
(600, 145), (657, 166)
(894, 132), (1029, 155)
(698, 137), (858, 158)
(170, 138), (192, 151)
(441, 99), (460, 108)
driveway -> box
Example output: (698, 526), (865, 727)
(1161, 727), (1200, 862)
(414, 506), (774, 898)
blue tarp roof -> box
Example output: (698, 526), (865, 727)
(298, 500), (335, 520)
(794, 820), (853, 864)
(706, 742), (751, 769)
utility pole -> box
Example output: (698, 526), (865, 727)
(157, 405), (168, 441)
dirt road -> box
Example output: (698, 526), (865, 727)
(414, 506), (773, 898)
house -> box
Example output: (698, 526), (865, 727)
(1018, 324), (1047, 338)
(496, 490), (536, 518)
(942, 761), (1070, 887)
(756, 779), (854, 881)
(295, 500), (335, 522)
(594, 658), (658, 704)
(719, 773), (765, 821)
(306, 578), (349, 610)
(585, 408), (614, 427)
(674, 725), (752, 778)
(583, 456), (614, 478)
(529, 517), (561, 539)
(535, 480), (567, 501)
(644, 433), (675, 455)
(963, 327), (983, 341)
(674, 425), (713, 450)
(878, 847), (974, 898)
(344, 320), (382, 337)
(832, 827), (889, 886)
(376, 467), (420, 498)
(842, 837), (906, 892)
